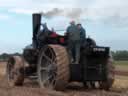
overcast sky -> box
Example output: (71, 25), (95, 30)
(0, 0), (128, 53)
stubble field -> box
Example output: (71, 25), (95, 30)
(0, 61), (128, 96)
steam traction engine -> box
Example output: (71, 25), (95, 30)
(7, 13), (115, 90)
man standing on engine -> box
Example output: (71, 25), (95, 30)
(66, 21), (81, 64)
(77, 23), (86, 45)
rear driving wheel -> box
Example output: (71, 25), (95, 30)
(37, 45), (70, 90)
(38, 46), (57, 89)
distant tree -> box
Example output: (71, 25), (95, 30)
(111, 50), (128, 60)
(0, 53), (9, 61)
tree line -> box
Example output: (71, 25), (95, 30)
(0, 50), (128, 61)
(111, 50), (128, 61)
(0, 53), (21, 61)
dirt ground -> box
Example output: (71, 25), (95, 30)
(0, 62), (128, 96)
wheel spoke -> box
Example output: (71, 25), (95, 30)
(40, 67), (49, 70)
(40, 64), (54, 71)
(48, 48), (56, 61)
(43, 69), (56, 87)
(43, 75), (53, 85)
(39, 62), (57, 88)
(42, 54), (55, 64)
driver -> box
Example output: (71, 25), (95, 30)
(37, 23), (50, 48)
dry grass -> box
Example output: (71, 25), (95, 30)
(115, 65), (128, 71)
(113, 76), (128, 89)
(115, 61), (128, 71)
(0, 62), (6, 77)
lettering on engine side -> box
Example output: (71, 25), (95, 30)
(93, 48), (106, 52)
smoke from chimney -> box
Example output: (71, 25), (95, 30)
(41, 8), (63, 18)
(40, 8), (83, 20)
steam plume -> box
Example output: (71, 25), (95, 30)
(40, 8), (83, 19)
